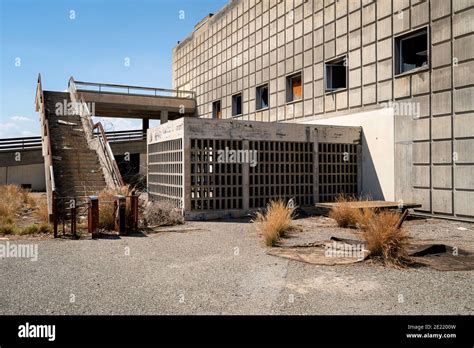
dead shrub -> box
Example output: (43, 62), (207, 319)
(143, 200), (184, 227)
(355, 207), (376, 231)
(362, 210), (411, 268)
(252, 199), (296, 246)
(328, 195), (361, 228)
(19, 224), (39, 235)
(98, 185), (134, 230)
(35, 199), (50, 223)
(0, 223), (19, 235)
(0, 185), (27, 224)
(37, 222), (53, 234)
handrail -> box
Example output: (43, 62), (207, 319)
(68, 76), (195, 99)
(93, 122), (125, 187)
(69, 77), (125, 188)
(36, 73), (56, 220)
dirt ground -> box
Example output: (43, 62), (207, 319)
(0, 213), (472, 315)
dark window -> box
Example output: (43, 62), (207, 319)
(212, 100), (221, 119)
(395, 28), (428, 75)
(286, 73), (302, 102)
(325, 56), (347, 92)
(256, 84), (269, 110)
(232, 93), (242, 116)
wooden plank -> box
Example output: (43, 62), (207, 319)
(315, 200), (422, 210)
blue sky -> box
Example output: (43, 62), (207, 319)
(0, 0), (227, 137)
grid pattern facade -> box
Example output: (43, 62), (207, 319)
(190, 139), (244, 210)
(249, 140), (314, 208)
(318, 142), (358, 202)
(148, 139), (183, 207)
(173, 0), (474, 220)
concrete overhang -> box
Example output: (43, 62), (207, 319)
(77, 90), (196, 119)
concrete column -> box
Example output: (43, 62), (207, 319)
(161, 110), (169, 124)
(142, 118), (149, 133)
(242, 140), (250, 211)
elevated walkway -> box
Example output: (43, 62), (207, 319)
(69, 78), (196, 120)
(36, 74), (196, 219)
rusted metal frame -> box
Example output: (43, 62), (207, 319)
(70, 198), (77, 239)
(88, 196), (99, 238)
(52, 192), (58, 238)
(114, 195), (126, 235)
(129, 193), (139, 232)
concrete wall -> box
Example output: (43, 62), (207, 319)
(0, 164), (46, 191)
(173, 0), (474, 220)
(300, 106), (395, 201)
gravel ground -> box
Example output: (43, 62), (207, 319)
(0, 216), (472, 315)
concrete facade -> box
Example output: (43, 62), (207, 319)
(148, 117), (361, 219)
(172, 0), (474, 220)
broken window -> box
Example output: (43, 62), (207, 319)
(395, 27), (428, 75)
(232, 93), (242, 116)
(286, 72), (302, 102)
(212, 100), (221, 119)
(256, 84), (269, 110)
(325, 56), (347, 92)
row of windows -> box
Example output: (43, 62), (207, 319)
(210, 27), (428, 118)
(212, 72), (302, 118)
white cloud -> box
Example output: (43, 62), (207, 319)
(10, 115), (31, 122)
(0, 116), (37, 138)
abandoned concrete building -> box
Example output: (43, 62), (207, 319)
(161, 0), (474, 220)
(1, 0), (472, 222)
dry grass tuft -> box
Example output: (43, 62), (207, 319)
(34, 199), (50, 223)
(0, 185), (32, 225)
(0, 223), (19, 235)
(328, 195), (361, 228)
(0, 185), (37, 228)
(37, 222), (53, 234)
(98, 185), (134, 230)
(253, 199), (296, 246)
(143, 200), (184, 227)
(362, 210), (411, 268)
(19, 224), (39, 235)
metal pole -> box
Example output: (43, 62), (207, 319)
(88, 196), (99, 238)
(52, 192), (58, 238)
(71, 198), (77, 239)
(130, 194), (139, 232)
(114, 195), (126, 235)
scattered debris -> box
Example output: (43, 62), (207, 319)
(267, 236), (474, 271)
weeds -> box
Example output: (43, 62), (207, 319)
(253, 199), (296, 246)
(361, 210), (411, 268)
(328, 195), (361, 228)
(98, 185), (134, 230)
(0, 185), (34, 225)
(34, 199), (50, 223)
(0, 224), (19, 235)
(143, 200), (184, 227)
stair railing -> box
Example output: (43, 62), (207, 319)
(68, 77), (124, 188)
(35, 74), (56, 221)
